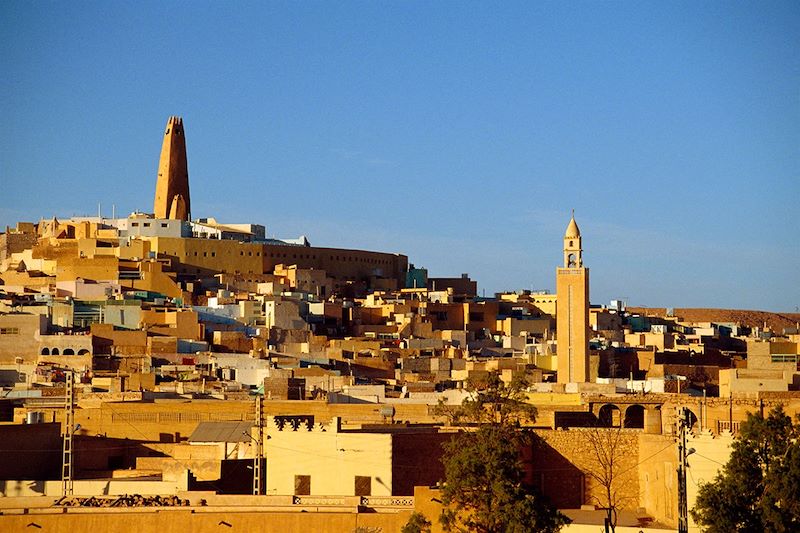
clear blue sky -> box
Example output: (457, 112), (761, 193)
(2, 1), (798, 311)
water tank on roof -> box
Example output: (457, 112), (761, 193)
(26, 411), (44, 424)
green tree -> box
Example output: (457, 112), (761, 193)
(437, 371), (537, 427)
(691, 405), (800, 532)
(401, 511), (432, 533)
(437, 372), (569, 533)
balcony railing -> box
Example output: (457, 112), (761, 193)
(717, 420), (741, 434)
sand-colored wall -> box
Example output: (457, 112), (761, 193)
(0, 312), (47, 363)
(266, 417), (393, 497)
(0, 508), (412, 533)
(150, 237), (264, 276)
(637, 433), (679, 528)
(0, 477), (188, 497)
(24, 399), (435, 443)
(686, 431), (733, 531)
(534, 428), (640, 512)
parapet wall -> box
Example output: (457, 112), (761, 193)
(0, 507), (412, 533)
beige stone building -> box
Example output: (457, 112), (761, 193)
(0, 313), (48, 363)
(265, 416), (448, 497)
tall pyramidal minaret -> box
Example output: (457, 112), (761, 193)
(556, 212), (590, 383)
(153, 116), (190, 220)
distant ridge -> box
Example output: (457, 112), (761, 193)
(625, 307), (800, 333)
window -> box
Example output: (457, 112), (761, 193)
(354, 476), (371, 496)
(211, 252), (216, 257)
(143, 223), (151, 228)
(294, 475), (311, 495)
(131, 222), (139, 227)
(161, 223), (168, 228)
(0, 328), (20, 335)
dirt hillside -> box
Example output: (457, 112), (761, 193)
(626, 307), (800, 333)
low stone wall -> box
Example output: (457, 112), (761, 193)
(0, 477), (188, 498)
(534, 428), (641, 513)
(0, 508), (412, 533)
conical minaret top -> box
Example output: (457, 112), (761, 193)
(563, 211), (583, 268)
(153, 116), (190, 220)
(564, 209), (581, 239)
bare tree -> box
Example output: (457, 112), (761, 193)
(581, 425), (636, 533)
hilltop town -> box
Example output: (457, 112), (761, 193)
(1, 118), (798, 532)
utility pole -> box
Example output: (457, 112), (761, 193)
(677, 407), (694, 533)
(62, 371), (75, 496)
(729, 391), (733, 432)
(252, 394), (264, 495)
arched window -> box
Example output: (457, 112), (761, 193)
(624, 405), (645, 428)
(567, 253), (577, 267)
(598, 404), (621, 427)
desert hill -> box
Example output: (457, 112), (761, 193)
(625, 307), (800, 334)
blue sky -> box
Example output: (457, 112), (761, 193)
(1, 1), (798, 311)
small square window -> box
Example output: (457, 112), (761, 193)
(354, 476), (371, 496)
(294, 475), (311, 495)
